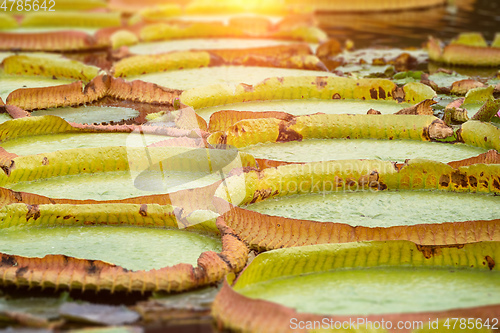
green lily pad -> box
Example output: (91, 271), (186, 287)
(213, 241), (500, 332)
(244, 190), (500, 227)
(128, 66), (335, 91)
(240, 138), (487, 163)
(0, 226), (222, 270)
(0, 132), (171, 156)
(197, 99), (412, 121)
(0, 113), (13, 124)
(0, 74), (74, 102)
(427, 72), (469, 89)
(128, 38), (314, 55)
(2, 27), (100, 35)
(0, 146), (252, 201)
(236, 266), (500, 315)
(6, 169), (222, 200)
(31, 106), (141, 124)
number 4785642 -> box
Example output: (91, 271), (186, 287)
(1, 0), (56, 11)
(443, 318), (499, 330)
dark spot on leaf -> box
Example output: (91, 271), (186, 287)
(485, 255), (495, 270)
(332, 93), (341, 99)
(416, 244), (464, 259)
(42, 157), (49, 165)
(484, 136), (488, 142)
(26, 204), (41, 221)
(370, 88), (378, 99)
(480, 172), (484, 177)
(276, 120), (302, 143)
(315, 77), (328, 89)
(468, 176), (478, 188)
(250, 189), (274, 203)
(216, 253), (233, 269)
(12, 191), (22, 202)
(0, 160), (15, 176)
(378, 87), (386, 99)
(16, 266), (28, 277)
(377, 182), (388, 190)
(392, 86), (405, 103)
(1, 256), (17, 267)
(493, 178), (500, 190)
(63, 215), (72, 220)
(218, 134), (228, 145)
(86, 260), (99, 275)
(139, 204), (148, 217)
(451, 171), (468, 188)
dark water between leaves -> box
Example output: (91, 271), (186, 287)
(318, 0), (500, 48)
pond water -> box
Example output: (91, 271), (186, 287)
(318, 0), (499, 48)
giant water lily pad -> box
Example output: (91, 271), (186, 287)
(244, 190), (500, 227)
(198, 99), (413, 122)
(0, 73), (75, 103)
(214, 159), (500, 250)
(0, 113), (12, 124)
(0, 225), (222, 270)
(1, 132), (170, 156)
(128, 66), (335, 91)
(181, 76), (436, 110)
(212, 240), (500, 332)
(207, 114), (489, 164)
(428, 33), (500, 67)
(128, 38), (308, 55)
(0, 116), (203, 156)
(239, 138), (487, 164)
(31, 106), (141, 124)
(0, 213), (248, 293)
(0, 146), (255, 201)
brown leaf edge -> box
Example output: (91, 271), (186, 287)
(5, 75), (183, 112)
(0, 219), (248, 293)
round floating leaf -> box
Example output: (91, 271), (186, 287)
(181, 76), (435, 110)
(0, 146), (256, 201)
(3, 55), (100, 82)
(212, 240), (499, 333)
(128, 38), (307, 56)
(0, 225), (222, 270)
(128, 67), (335, 91)
(21, 12), (122, 28)
(0, 219), (248, 293)
(214, 159), (500, 250)
(203, 99), (413, 126)
(31, 105), (141, 125)
(428, 34), (500, 67)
